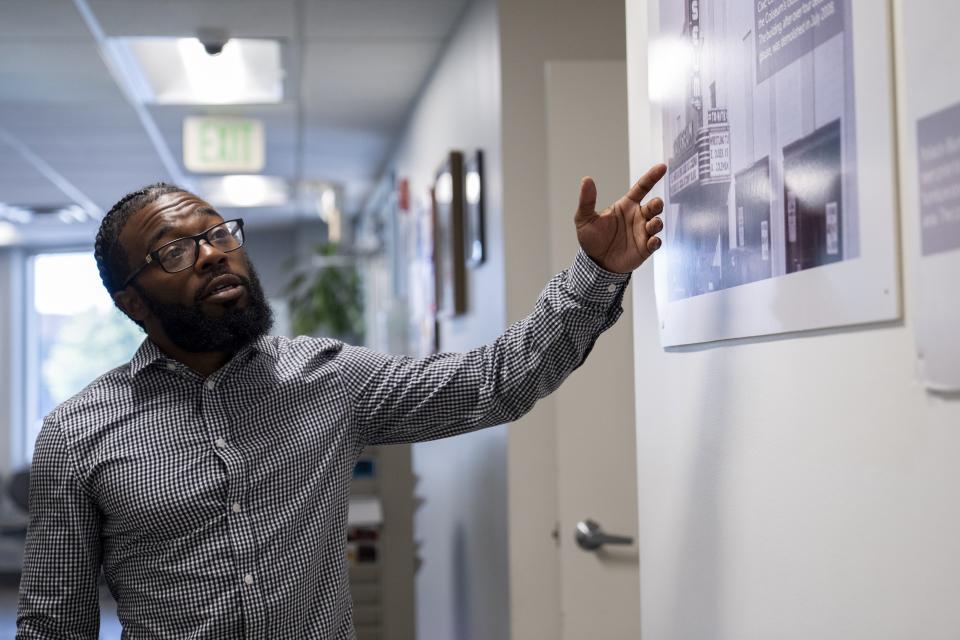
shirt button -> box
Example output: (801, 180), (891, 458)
(166, 362), (176, 371)
(606, 283), (617, 293)
(215, 438), (228, 449)
(243, 574), (254, 585)
(231, 502), (242, 513)
(206, 380), (216, 390)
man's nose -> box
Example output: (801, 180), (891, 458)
(194, 239), (228, 271)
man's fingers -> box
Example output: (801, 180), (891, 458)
(646, 235), (662, 253)
(645, 216), (663, 236)
(626, 163), (667, 204)
(641, 197), (664, 221)
(575, 176), (598, 225)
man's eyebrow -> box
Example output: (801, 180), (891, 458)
(146, 225), (175, 252)
(144, 207), (222, 251)
(195, 206), (219, 218)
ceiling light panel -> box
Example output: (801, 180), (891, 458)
(104, 37), (283, 105)
(199, 175), (288, 208)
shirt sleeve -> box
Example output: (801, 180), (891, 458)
(16, 415), (103, 639)
(341, 249), (631, 446)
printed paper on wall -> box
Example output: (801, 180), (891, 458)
(646, 0), (899, 345)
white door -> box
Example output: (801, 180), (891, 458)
(545, 59), (641, 639)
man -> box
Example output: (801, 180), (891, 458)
(16, 164), (666, 639)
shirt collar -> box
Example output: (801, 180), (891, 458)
(128, 338), (165, 378)
(129, 334), (278, 379)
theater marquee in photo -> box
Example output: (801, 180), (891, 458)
(646, 0), (900, 345)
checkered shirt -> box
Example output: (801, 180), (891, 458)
(16, 249), (629, 639)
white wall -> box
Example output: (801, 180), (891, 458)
(626, 1), (960, 638)
(375, 0), (510, 637)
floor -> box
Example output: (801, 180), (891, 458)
(0, 585), (123, 639)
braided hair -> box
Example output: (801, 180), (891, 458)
(94, 182), (186, 299)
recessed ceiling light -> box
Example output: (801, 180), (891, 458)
(199, 175), (288, 208)
(103, 37), (284, 105)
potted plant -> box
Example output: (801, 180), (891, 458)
(282, 243), (364, 344)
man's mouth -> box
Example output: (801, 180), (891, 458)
(201, 274), (246, 302)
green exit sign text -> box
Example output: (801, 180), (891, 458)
(183, 117), (265, 173)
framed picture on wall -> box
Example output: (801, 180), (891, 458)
(407, 189), (439, 357)
(464, 150), (486, 268)
(433, 151), (468, 317)
(643, 0), (899, 345)
(898, 2), (960, 391)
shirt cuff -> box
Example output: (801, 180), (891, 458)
(564, 248), (632, 307)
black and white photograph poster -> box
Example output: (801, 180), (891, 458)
(896, 1), (960, 391)
(640, 0), (900, 345)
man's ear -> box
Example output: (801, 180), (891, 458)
(113, 287), (148, 324)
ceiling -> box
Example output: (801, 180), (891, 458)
(0, 0), (470, 237)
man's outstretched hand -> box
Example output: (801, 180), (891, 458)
(574, 163), (667, 274)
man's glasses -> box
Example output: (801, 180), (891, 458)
(121, 219), (245, 289)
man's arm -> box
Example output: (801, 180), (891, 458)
(342, 249), (631, 445)
(341, 164), (667, 446)
(17, 415), (103, 639)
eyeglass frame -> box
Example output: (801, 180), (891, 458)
(120, 218), (246, 290)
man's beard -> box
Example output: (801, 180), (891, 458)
(134, 260), (274, 354)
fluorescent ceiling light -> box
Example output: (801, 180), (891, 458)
(199, 175), (288, 208)
(104, 37), (283, 105)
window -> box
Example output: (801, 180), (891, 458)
(22, 251), (142, 462)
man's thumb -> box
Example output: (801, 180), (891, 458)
(575, 177), (598, 225)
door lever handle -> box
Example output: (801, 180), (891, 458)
(575, 519), (634, 551)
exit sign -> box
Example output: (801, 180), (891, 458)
(183, 117), (265, 173)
